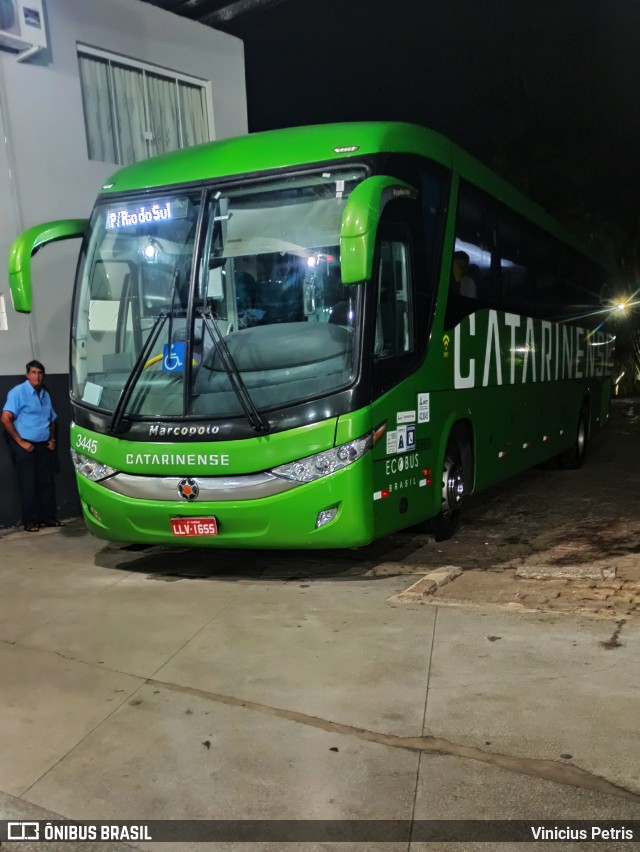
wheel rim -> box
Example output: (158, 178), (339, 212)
(441, 457), (464, 518)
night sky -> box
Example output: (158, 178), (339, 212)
(225, 0), (639, 267)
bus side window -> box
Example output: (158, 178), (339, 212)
(371, 199), (426, 397)
(445, 182), (494, 329)
(374, 235), (413, 358)
(497, 207), (536, 315)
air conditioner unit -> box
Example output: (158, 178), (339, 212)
(0, 0), (47, 53)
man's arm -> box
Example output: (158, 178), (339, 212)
(46, 394), (57, 451)
(47, 416), (57, 452)
(1, 409), (34, 453)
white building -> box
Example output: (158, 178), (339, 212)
(0, 0), (247, 526)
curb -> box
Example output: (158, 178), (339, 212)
(387, 566), (462, 603)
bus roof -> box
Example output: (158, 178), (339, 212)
(100, 122), (451, 193)
(99, 121), (608, 269)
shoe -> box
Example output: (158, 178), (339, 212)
(24, 525), (40, 532)
(40, 520), (63, 528)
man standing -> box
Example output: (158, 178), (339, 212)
(1, 360), (60, 532)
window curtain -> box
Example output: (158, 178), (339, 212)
(78, 52), (210, 164)
(111, 63), (147, 165)
(147, 73), (181, 156)
(78, 55), (117, 163)
(179, 82), (209, 148)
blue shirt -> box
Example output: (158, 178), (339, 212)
(3, 380), (57, 443)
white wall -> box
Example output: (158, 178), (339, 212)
(0, 0), (247, 375)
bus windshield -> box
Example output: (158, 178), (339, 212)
(71, 168), (364, 423)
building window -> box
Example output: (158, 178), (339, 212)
(78, 46), (212, 166)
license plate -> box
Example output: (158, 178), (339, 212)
(170, 517), (218, 537)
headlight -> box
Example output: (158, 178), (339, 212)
(270, 433), (372, 483)
(71, 450), (117, 482)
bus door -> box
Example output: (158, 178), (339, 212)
(368, 199), (436, 537)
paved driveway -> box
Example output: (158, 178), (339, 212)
(1, 511), (640, 850)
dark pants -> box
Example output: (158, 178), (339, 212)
(7, 440), (57, 527)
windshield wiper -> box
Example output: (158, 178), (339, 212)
(109, 268), (187, 434)
(199, 308), (269, 434)
(108, 311), (169, 435)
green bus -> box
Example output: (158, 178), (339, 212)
(8, 122), (615, 548)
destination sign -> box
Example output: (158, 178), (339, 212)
(105, 197), (189, 230)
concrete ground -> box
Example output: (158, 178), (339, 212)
(1, 526), (640, 851)
(1, 400), (639, 850)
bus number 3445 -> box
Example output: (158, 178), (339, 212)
(76, 435), (98, 455)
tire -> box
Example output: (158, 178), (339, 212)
(429, 438), (466, 541)
(557, 406), (588, 470)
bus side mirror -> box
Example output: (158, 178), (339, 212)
(8, 219), (88, 313)
(339, 176), (417, 285)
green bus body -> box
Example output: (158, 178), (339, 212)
(8, 122), (614, 548)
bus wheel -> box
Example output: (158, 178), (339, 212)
(429, 439), (465, 541)
(557, 407), (589, 470)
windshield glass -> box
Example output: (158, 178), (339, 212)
(71, 168), (364, 421)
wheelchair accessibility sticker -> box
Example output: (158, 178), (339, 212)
(162, 342), (185, 372)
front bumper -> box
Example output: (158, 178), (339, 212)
(77, 462), (375, 549)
